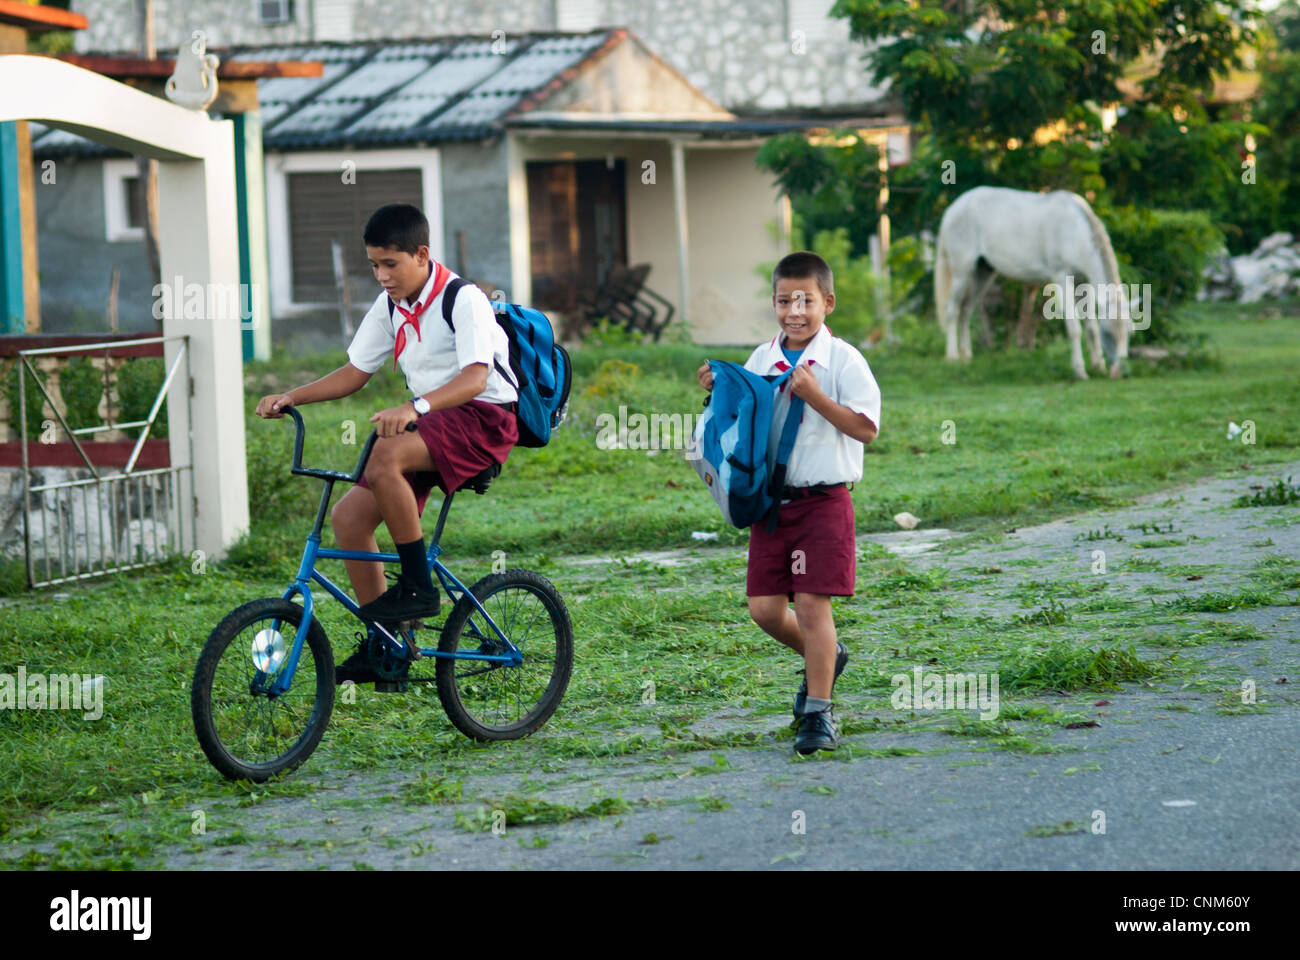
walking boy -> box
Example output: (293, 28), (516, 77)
(696, 251), (880, 753)
(256, 203), (518, 683)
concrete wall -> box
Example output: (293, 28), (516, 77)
(72, 0), (887, 113)
(682, 146), (786, 345)
(438, 139), (513, 296)
(32, 157), (157, 333)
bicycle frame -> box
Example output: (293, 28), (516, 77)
(257, 409), (521, 696)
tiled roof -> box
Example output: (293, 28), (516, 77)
(29, 30), (619, 156)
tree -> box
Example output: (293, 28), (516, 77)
(755, 131), (882, 257)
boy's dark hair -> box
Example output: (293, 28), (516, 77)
(772, 251), (833, 298)
(363, 203), (429, 254)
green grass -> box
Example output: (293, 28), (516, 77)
(1233, 476), (1300, 507)
(1165, 588), (1283, 612)
(47, 300), (1297, 577)
(1025, 820), (1089, 838)
(998, 641), (1166, 691)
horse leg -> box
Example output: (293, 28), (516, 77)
(1085, 308), (1105, 372)
(1058, 274), (1088, 380)
(944, 269), (972, 362)
(969, 264), (998, 353)
(944, 297), (960, 362)
(1015, 285), (1041, 349)
(958, 303), (973, 362)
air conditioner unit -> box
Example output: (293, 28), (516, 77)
(258, 0), (294, 25)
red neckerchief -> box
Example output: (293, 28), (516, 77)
(771, 323), (830, 388)
(391, 262), (450, 370)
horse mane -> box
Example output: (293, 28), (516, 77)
(1065, 192), (1120, 286)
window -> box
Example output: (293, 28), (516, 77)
(555, 0), (601, 31)
(124, 176), (143, 229)
(314, 0), (353, 41)
(257, 0), (294, 25)
(286, 168), (424, 303)
(102, 159), (145, 242)
(787, 0), (851, 46)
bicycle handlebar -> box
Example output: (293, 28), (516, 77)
(281, 405), (415, 484)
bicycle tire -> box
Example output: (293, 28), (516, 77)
(191, 598), (335, 781)
(435, 569), (573, 741)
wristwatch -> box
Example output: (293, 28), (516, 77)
(410, 396), (430, 416)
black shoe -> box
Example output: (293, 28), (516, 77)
(793, 704), (839, 755)
(334, 635), (381, 685)
(357, 574), (440, 624)
(793, 641), (849, 721)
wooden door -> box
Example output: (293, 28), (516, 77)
(527, 159), (626, 312)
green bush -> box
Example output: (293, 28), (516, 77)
(58, 357), (105, 432)
(115, 357), (168, 439)
(1, 355), (169, 443)
(2, 357), (99, 441)
(2, 359), (44, 441)
(1104, 207), (1224, 344)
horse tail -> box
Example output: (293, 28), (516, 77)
(934, 237), (952, 333)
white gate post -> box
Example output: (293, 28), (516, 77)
(156, 125), (249, 560)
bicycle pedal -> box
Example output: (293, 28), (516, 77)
(374, 680), (409, 694)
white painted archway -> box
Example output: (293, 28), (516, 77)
(0, 55), (248, 558)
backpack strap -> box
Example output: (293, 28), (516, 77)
(439, 277), (469, 332)
(764, 371), (805, 533)
(438, 278), (519, 390)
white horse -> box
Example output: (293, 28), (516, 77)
(934, 186), (1130, 379)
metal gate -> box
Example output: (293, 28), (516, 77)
(18, 336), (195, 588)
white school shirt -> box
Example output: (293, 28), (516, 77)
(743, 323), (882, 487)
(347, 262), (518, 404)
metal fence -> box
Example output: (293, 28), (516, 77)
(18, 336), (195, 588)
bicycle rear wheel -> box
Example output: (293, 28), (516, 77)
(191, 598), (335, 781)
(435, 570), (573, 741)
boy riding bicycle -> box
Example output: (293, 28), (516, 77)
(255, 203), (518, 683)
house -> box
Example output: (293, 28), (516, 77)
(71, 0), (896, 116)
(36, 27), (906, 345)
(34, 3), (910, 345)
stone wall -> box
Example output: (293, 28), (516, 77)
(0, 466), (177, 581)
(72, 0), (888, 113)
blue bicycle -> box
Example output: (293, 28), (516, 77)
(191, 407), (573, 781)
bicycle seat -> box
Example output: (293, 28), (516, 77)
(465, 463), (501, 495)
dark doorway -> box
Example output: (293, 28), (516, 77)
(527, 159), (627, 313)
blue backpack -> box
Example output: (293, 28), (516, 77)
(687, 360), (804, 531)
(392, 278), (571, 447)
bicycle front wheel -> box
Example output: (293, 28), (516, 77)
(191, 598), (335, 781)
(435, 570), (573, 741)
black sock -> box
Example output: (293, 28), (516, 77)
(395, 538), (434, 593)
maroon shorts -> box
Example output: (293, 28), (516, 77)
(356, 399), (518, 514)
(746, 486), (856, 598)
